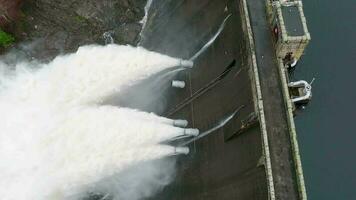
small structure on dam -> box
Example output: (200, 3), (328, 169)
(267, 0), (313, 110)
(267, 0), (311, 66)
(288, 80), (312, 107)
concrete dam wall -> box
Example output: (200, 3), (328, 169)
(140, 0), (307, 199)
(141, 0), (268, 199)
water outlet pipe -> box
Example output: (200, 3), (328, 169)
(172, 80), (186, 88)
(174, 147), (190, 155)
(179, 60), (194, 68)
(183, 128), (200, 137)
(173, 119), (189, 127)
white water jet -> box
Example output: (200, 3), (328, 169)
(138, 0), (154, 45)
(140, 0), (154, 26)
(190, 14), (232, 61)
(173, 119), (189, 127)
(103, 31), (115, 44)
(180, 106), (244, 146)
(0, 45), (195, 200)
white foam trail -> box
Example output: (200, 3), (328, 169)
(140, 0), (154, 25)
(180, 106), (243, 146)
(103, 31), (114, 44)
(0, 45), (193, 200)
(190, 14), (232, 61)
(138, 0), (154, 45)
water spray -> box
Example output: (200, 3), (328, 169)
(164, 127), (199, 142)
(138, 0), (154, 46)
(180, 105), (245, 146)
(167, 59), (237, 116)
(190, 14), (232, 61)
(0, 45), (195, 200)
(103, 31), (115, 45)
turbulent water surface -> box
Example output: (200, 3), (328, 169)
(0, 45), (195, 200)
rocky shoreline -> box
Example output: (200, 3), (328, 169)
(1, 0), (147, 60)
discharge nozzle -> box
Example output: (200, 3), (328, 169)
(179, 60), (194, 68)
(174, 147), (190, 155)
(183, 128), (199, 137)
(172, 80), (186, 88)
(173, 119), (189, 128)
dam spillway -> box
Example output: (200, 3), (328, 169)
(140, 0), (307, 199)
(0, 0), (309, 199)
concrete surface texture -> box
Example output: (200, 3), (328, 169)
(141, 0), (268, 199)
(247, 0), (302, 199)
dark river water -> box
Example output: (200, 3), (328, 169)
(293, 0), (356, 199)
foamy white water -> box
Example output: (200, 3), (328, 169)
(140, 0), (153, 26)
(0, 45), (194, 200)
(138, 0), (154, 45)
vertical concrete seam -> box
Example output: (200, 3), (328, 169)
(240, 0), (276, 199)
(277, 60), (308, 200)
(188, 72), (195, 127)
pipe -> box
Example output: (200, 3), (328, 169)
(173, 119), (188, 127)
(174, 147), (190, 155)
(179, 60), (194, 68)
(172, 80), (186, 88)
(164, 128), (199, 142)
(183, 128), (200, 137)
(166, 59), (237, 116)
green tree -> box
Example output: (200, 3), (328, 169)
(0, 29), (15, 47)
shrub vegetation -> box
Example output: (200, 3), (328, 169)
(0, 29), (15, 47)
